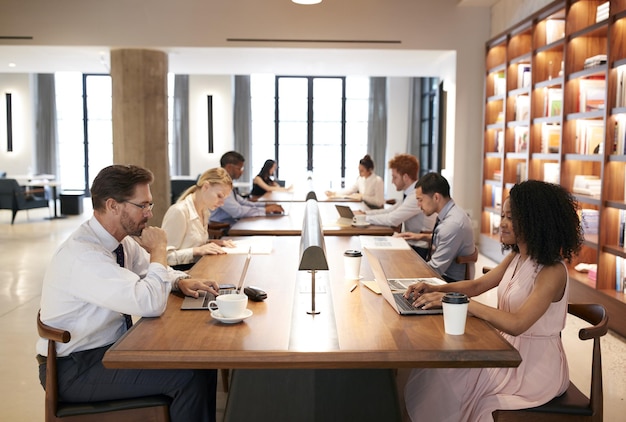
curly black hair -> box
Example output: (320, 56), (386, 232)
(503, 180), (583, 265)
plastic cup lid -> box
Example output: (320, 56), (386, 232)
(344, 249), (362, 257)
(442, 292), (469, 304)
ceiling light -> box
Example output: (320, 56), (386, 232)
(292, 0), (322, 4)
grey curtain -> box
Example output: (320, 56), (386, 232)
(172, 75), (190, 175)
(35, 74), (58, 176)
(367, 77), (387, 181)
(233, 75), (252, 183)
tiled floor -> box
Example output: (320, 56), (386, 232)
(1, 203), (625, 421)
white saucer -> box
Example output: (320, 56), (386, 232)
(210, 308), (253, 324)
(351, 222), (370, 228)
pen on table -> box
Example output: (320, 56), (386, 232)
(350, 283), (358, 292)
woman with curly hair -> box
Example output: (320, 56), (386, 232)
(401, 180), (583, 421)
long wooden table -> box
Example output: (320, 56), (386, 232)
(228, 201), (395, 236)
(104, 236), (519, 421)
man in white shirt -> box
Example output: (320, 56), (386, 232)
(37, 164), (221, 422)
(356, 154), (437, 258)
(210, 151), (284, 225)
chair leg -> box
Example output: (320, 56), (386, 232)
(11, 209), (17, 224)
(221, 369), (230, 393)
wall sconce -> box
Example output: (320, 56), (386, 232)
(5, 93), (12, 152)
(207, 95), (214, 153)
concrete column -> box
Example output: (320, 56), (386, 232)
(110, 49), (170, 225)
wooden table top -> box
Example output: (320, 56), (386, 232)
(228, 201), (394, 236)
(103, 236), (521, 370)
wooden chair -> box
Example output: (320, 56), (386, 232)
(37, 311), (171, 422)
(493, 303), (608, 422)
(455, 246), (478, 279)
(0, 178), (49, 224)
(208, 221), (231, 239)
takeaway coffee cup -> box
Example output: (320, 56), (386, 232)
(352, 214), (367, 225)
(344, 249), (362, 280)
(442, 292), (470, 335)
(208, 293), (248, 318)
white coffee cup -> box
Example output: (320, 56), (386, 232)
(442, 292), (469, 335)
(352, 214), (367, 225)
(343, 249), (362, 280)
(208, 293), (248, 318)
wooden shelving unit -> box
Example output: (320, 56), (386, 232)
(481, 0), (626, 337)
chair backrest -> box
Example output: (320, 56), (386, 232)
(455, 246), (478, 279)
(37, 311), (171, 422)
(568, 303), (608, 420)
(0, 178), (20, 209)
(37, 311), (71, 422)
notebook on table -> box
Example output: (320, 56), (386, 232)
(363, 248), (445, 315)
(181, 249), (252, 310)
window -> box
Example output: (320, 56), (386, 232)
(409, 77), (443, 176)
(56, 72), (113, 193)
(250, 75), (369, 189)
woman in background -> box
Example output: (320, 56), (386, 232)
(162, 167), (234, 270)
(326, 154), (384, 208)
(249, 159), (291, 198)
(402, 180), (583, 421)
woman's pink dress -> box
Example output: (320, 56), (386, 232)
(404, 255), (570, 421)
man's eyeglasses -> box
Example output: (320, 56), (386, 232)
(124, 201), (155, 212)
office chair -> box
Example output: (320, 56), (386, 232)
(37, 311), (171, 422)
(493, 303), (608, 422)
(455, 246), (478, 279)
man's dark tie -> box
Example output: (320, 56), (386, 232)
(114, 244), (133, 330)
(426, 218), (440, 261)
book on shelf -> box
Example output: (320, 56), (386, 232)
(545, 19), (565, 44)
(546, 88), (562, 117)
(573, 175), (601, 197)
(515, 95), (530, 121)
(541, 123), (560, 153)
(596, 1), (609, 23)
(617, 66), (626, 108)
(583, 54), (607, 69)
(616, 257), (625, 293)
(492, 188), (502, 208)
(514, 126), (529, 153)
(517, 64), (531, 89)
(490, 212), (501, 235)
(494, 71), (506, 96)
(543, 162), (560, 184)
(579, 78), (606, 112)
(516, 162), (527, 184)
(580, 208), (599, 235)
(576, 120), (604, 154)
(618, 210), (626, 247)
(495, 130), (504, 153)
(614, 119), (626, 155)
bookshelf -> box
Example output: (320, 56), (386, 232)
(481, 0), (626, 337)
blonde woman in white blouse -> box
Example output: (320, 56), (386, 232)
(326, 154), (385, 209)
(162, 167), (234, 268)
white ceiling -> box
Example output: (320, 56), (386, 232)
(0, 0), (497, 76)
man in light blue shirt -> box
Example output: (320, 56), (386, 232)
(397, 172), (475, 282)
(210, 151), (284, 225)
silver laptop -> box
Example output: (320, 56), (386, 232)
(335, 204), (355, 226)
(363, 248), (444, 315)
(181, 250), (252, 310)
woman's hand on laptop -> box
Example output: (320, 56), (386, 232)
(178, 278), (220, 298)
(404, 282), (444, 309)
(194, 242), (226, 256)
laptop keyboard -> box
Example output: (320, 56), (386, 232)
(394, 293), (422, 312)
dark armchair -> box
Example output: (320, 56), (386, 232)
(0, 178), (49, 224)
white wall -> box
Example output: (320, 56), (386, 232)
(188, 75), (233, 177)
(0, 74), (35, 177)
